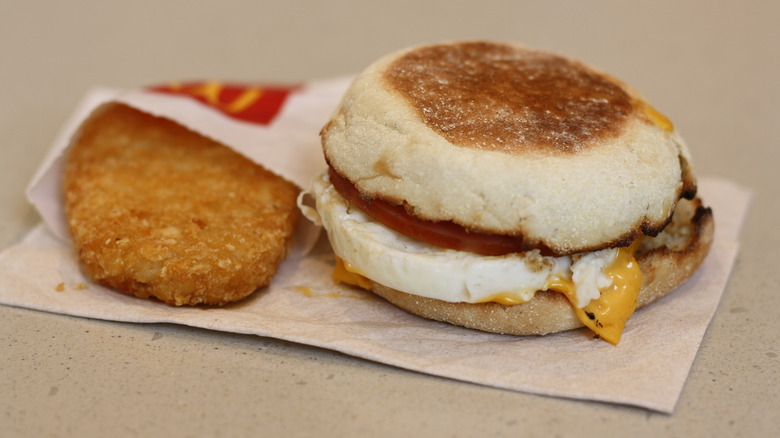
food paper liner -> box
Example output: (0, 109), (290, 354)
(0, 80), (751, 413)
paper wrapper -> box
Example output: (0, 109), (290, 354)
(0, 81), (751, 413)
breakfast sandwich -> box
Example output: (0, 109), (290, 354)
(300, 41), (714, 344)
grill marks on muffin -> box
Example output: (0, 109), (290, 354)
(384, 42), (634, 154)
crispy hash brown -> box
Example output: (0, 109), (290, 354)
(63, 103), (300, 305)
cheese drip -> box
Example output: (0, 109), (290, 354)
(546, 241), (642, 344)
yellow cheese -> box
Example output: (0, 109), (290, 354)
(633, 98), (674, 132)
(475, 293), (529, 306)
(546, 241), (642, 344)
(333, 256), (373, 290)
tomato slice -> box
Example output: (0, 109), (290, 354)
(328, 167), (549, 256)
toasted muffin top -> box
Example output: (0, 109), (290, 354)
(384, 41), (634, 154)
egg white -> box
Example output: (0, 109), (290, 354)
(300, 171), (618, 307)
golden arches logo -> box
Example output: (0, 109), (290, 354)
(148, 80), (299, 125)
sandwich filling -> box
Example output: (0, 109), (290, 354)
(301, 170), (643, 344)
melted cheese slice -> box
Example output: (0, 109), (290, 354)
(545, 240), (642, 344)
(302, 172), (643, 344)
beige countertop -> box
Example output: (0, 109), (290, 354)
(2, 1), (778, 436)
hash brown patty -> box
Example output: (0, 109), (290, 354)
(63, 103), (300, 305)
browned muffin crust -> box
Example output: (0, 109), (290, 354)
(384, 41), (635, 154)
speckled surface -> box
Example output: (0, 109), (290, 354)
(1, 1), (778, 436)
